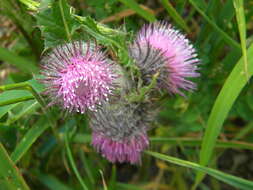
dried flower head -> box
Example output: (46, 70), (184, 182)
(90, 103), (152, 164)
(129, 21), (200, 95)
(40, 41), (117, 113)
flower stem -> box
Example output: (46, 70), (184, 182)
(59, 0), (71, 42)
(127, 72), (159, 102)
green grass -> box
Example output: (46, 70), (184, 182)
(0, 0), (252, 190)
(118, 0), (156, 22)
(160, 0), (190, 32)
(0, 143), (30, 190)
(147, 151), (253, 190)
(11, 117), (49, 163)
(0, 47), (38, 74)
(194, 42), (253, 188)
(233, 0), (248, 79)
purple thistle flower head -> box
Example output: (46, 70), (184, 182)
(40, 41), (118, 113)
(90, 103), (152, 164)
(92, 132), (149, 164)
(129, 21), (200, 95)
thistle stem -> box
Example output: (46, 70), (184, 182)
(59, 0), (71, 42)
(127, 72), (159, 102)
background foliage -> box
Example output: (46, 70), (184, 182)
(0, 0), (253, 189)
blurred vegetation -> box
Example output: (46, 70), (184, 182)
(0, 0), (253, 190)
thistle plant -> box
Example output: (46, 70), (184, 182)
(40, 41), (118, 113)
(129, 21), (200, 95)
(2, 1), (252, 189)
(90, 102), (154, 164)
(39, 21), (201, 164)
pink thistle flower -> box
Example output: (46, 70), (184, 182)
(92, 132), (149, 164)
(90, 103), (152, 164)
(40, 41), (117, 113)
(129, 21), (200, 95)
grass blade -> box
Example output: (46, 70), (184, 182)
(118, 0), (156, 22)
(150, 137), (253, 150)
(0, 90), (31, 119)
(0, 47), (38, 74)
(233, 0), (248, 79)
(117, 183), (145, 190)
(0, 96), (34, 106)
(235, 122), (253, 140)
(72, 135), (253, 151)
(189, 0), (240, 51)
(160, 0), (190, 32)
(0, 103), (21, 119)
(196, 0), (220, 43)
(6, 101), (39, 125)
(194, 42), (253, 186)
(146, 151), (253, 190)
(0, 143), (30, 190)
(11, 117), (49, 163)
(19, 0), (39, 11)
(37, 173), (73, 190)
(64, 131), (89, 190)
(79, 151), (96, 187)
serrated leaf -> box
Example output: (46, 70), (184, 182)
(36, 0), (79, 49)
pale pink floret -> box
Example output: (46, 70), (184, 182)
(92, 132), (149, 164)
(40, 41), (117, 113)
(136, 22), (200, 95)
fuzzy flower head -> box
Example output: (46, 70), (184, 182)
(129, 21), (200, 95)
(40, 41), (117, 113)
(90, 103), (152, 164)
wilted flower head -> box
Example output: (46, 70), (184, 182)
(90, 103), (153, 164)
(40, 41), (117, 113)
(129, 21), (200, 95)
